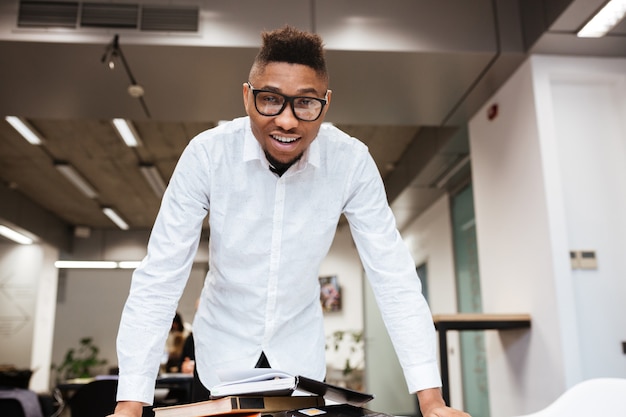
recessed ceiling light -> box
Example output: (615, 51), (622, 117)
(54, 260), (118, 269)
(112, 118), (142, 147)
(5, 116), (44, 145)
(0, 224), (34, 245)
(118, 261), (142, 269)
(140, 165), (167, 198)
(55, 163), (99, 199)
(102, 207), (130, 230)
(53, 260), (142, 269)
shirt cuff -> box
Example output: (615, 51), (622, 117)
(116, 374), (156, 406)
(403, 361), (442, 394)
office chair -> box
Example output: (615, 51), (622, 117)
(512, 378), (626, 417)
(0, 387), (44, 417)
(67, 378), (156, 417)
(67, 379), (118, 417)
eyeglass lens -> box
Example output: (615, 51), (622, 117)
(253, 90), (325, 121)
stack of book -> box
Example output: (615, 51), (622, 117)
(153, 369), (389, 417)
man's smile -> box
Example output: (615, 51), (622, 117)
(271, 134), (300, 144)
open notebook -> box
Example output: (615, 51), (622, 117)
(209, 368), (374, 406)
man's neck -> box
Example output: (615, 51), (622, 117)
(265, 151), (302, 177)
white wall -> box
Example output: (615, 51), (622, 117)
(533, 56), (626, 381)
(0, 241), (59, 393)
(53, 268), (132, 378)
(468, 55), (626, 416)
(30, 244), (60, 392)
(469, 58), (568, 416)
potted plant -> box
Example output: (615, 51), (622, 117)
(326, 330), (364, 390)
(52, 337), (107, 382)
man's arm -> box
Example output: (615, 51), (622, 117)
(417, 388), (471, 417)
(116, 137), (211, 404)
(342, 151), (470, 416)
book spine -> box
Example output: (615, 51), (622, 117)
(237, 397), (267, 409)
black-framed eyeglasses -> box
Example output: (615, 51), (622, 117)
(247, 82), (328, 122)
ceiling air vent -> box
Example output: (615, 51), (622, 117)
(18, 1), (79, 28)
(141, 5), (199, 32)
(16, 1), (199, 32)
(80, 3), (139, 28)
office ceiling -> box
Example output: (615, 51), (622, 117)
(1, 0), (625, 249)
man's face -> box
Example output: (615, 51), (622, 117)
(243, 62), (331, 165)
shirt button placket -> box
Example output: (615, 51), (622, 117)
(264, 176), (285, 346)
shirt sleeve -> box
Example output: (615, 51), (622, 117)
(342, 149), (442, 393)
(116, 138), (211, 404)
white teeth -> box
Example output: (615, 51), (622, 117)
(272, 135), (298, 143)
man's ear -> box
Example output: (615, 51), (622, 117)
(242, 82), (250, 115)
(321, 89), (332, 117)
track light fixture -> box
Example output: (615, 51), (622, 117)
(101, 34), (151, 118)
(101, 35), (119, 69)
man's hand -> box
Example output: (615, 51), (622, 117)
(107, 400), (145, 417)
(417, 388), (471, 417)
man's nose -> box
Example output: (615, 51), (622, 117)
(274, 103), (299, 130)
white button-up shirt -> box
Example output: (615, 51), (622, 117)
(116, 117), (440, 404)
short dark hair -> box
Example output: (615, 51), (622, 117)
(250, 25), (328, 83)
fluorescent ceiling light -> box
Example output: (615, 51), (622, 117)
(0, 225), (34, 245)
(140, 165), (167, 198)
(55, 260), (118, 269)
(102, 207), (129, 230)
(5, 116), (44, 145)
(112, 118), (142, 147)
(54, 260), (142, 269)
(55, 163), (98, 199)
(118, 261), (142, 269)
(578, 0), (626, 38)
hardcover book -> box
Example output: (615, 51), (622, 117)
(153, 395), (325, 417)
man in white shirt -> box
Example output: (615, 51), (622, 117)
(110, 26), (470, 417)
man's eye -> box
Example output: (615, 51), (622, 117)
(261, 94), (281, 104)
(295, 97), (315, 107)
